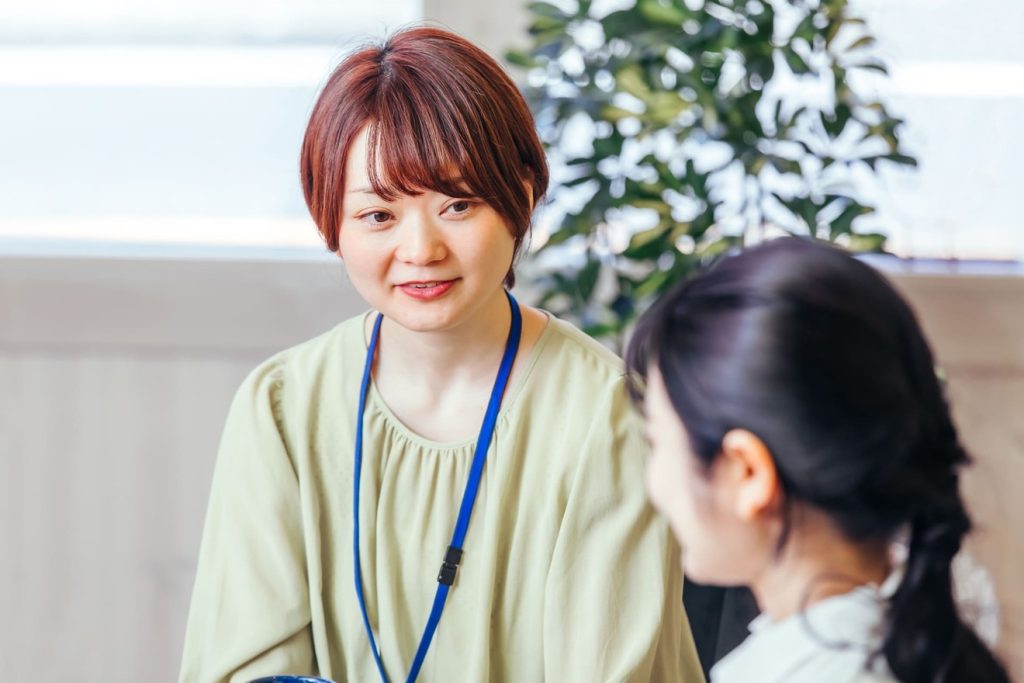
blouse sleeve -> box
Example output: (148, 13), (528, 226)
(542, 381), (704, 682)
(179, 359), (316, 683)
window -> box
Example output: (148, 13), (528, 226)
(0, 0), (420, 257)
(857, 0), (1024, 261)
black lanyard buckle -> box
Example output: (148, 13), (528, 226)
(437, 545), (463, 586)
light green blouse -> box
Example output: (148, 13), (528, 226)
(179, 312), (703, 682)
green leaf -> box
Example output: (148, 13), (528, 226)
(784, 49), (811, 75)
(623, 178), (665, 200)
(563, 173), (597, 187)
(884, 152), (918, 167)
(601, 9), (658, 39)
(858, 151), (916, 170)
(854, 59), (889, 75)
(768, 157), (802, 175)
(582, 321), (621, 339)
(593, 133), (624, 158)
(528, 1), (570, 20)
(647, 91), (691, 124)
(829, 202), (874, 238)
(505, 50), (541, 68)
(600, 104), (641, 123)
(792, 12), (817, 43)
(542, 229), (578, 247)
(634, 266), (675, 298)
(575, 259), (602, 301)
(638, 0), (688, 27)
(847, 232), (887, 252)
(615, 65), (650, 99)
(700, 235), (740, 260)
(846, 35), (877, 51)
(529, 15), (569, 35)
(623, 224), (672, 259)
(780, 195), (822, 233)
(820, 106), (851, 138)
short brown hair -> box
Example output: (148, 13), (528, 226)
(300, 27), (549, 287)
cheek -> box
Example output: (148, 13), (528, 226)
(644, 449), (680, 516)
(456, 221), (515, 273)
(644, 449), (701, 545)
(338, 233), (388, 275)
(646, 453), (746, 584)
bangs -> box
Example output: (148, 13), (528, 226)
(362, 80), (502, 203)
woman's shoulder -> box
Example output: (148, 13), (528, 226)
(712, 589), (897, 683)
(535, 314), (628, 387)
(518, 313), (639, 439)
(233, 312), (368, 407)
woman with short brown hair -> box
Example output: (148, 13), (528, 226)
(180, 27), (701, 683)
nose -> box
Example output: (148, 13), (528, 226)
(394, 211), (448, 266)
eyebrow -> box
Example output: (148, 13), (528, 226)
(346, 186), (380, 195)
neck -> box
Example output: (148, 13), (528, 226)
(749, 507), (891, 622)
(376, 288), (513, 390)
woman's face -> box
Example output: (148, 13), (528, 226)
(643, 367), (771, 585)
(337, 126), (517, 333)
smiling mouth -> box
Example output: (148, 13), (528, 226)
(396, 279), (459, 299)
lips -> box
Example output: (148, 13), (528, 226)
(396, 279), (458, 300)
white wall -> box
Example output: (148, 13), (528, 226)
(0, 254), (360, 679)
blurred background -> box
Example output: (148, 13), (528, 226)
(0, 0), (1021, 680)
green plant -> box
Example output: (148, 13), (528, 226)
(508, 0), (916, 343)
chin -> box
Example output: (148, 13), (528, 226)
(385, 303), (463, 333)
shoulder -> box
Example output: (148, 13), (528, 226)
(522, 314), (644, 454)
(232, 312), (368, 416)
(712, 591), (896, 683)
(714, 639), (894, 683)
(530, 315), (633, 407)
(540, 315), (627, 377)
(273, 312), (366, 380)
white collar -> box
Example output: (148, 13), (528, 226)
(710, 581), (896, 683)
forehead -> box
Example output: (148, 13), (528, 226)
(343, 126), (373, 187)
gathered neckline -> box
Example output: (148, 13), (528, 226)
(356, 309), (557, 452)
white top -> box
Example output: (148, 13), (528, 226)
(711, 579), (900, 683)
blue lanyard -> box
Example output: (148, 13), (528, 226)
(353, 291), (522, 683)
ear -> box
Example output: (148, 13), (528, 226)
(718, 429), (780, 521)
(522, 177), (535, 212)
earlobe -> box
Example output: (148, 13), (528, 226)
(720, 429), (780, 521)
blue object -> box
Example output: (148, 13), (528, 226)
(247, 677), (336, 683)
(353, 291), (523, 683)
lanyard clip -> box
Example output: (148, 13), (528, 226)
(437, 545), (463, 586)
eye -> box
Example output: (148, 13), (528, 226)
(359, 210), (393, 226)
(444, 199), (478, 216)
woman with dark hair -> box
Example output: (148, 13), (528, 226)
(179, 27), (702, 683)
(627, 237), (1009, 682)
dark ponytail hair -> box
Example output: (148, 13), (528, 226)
(626, 238), (1009, 683)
